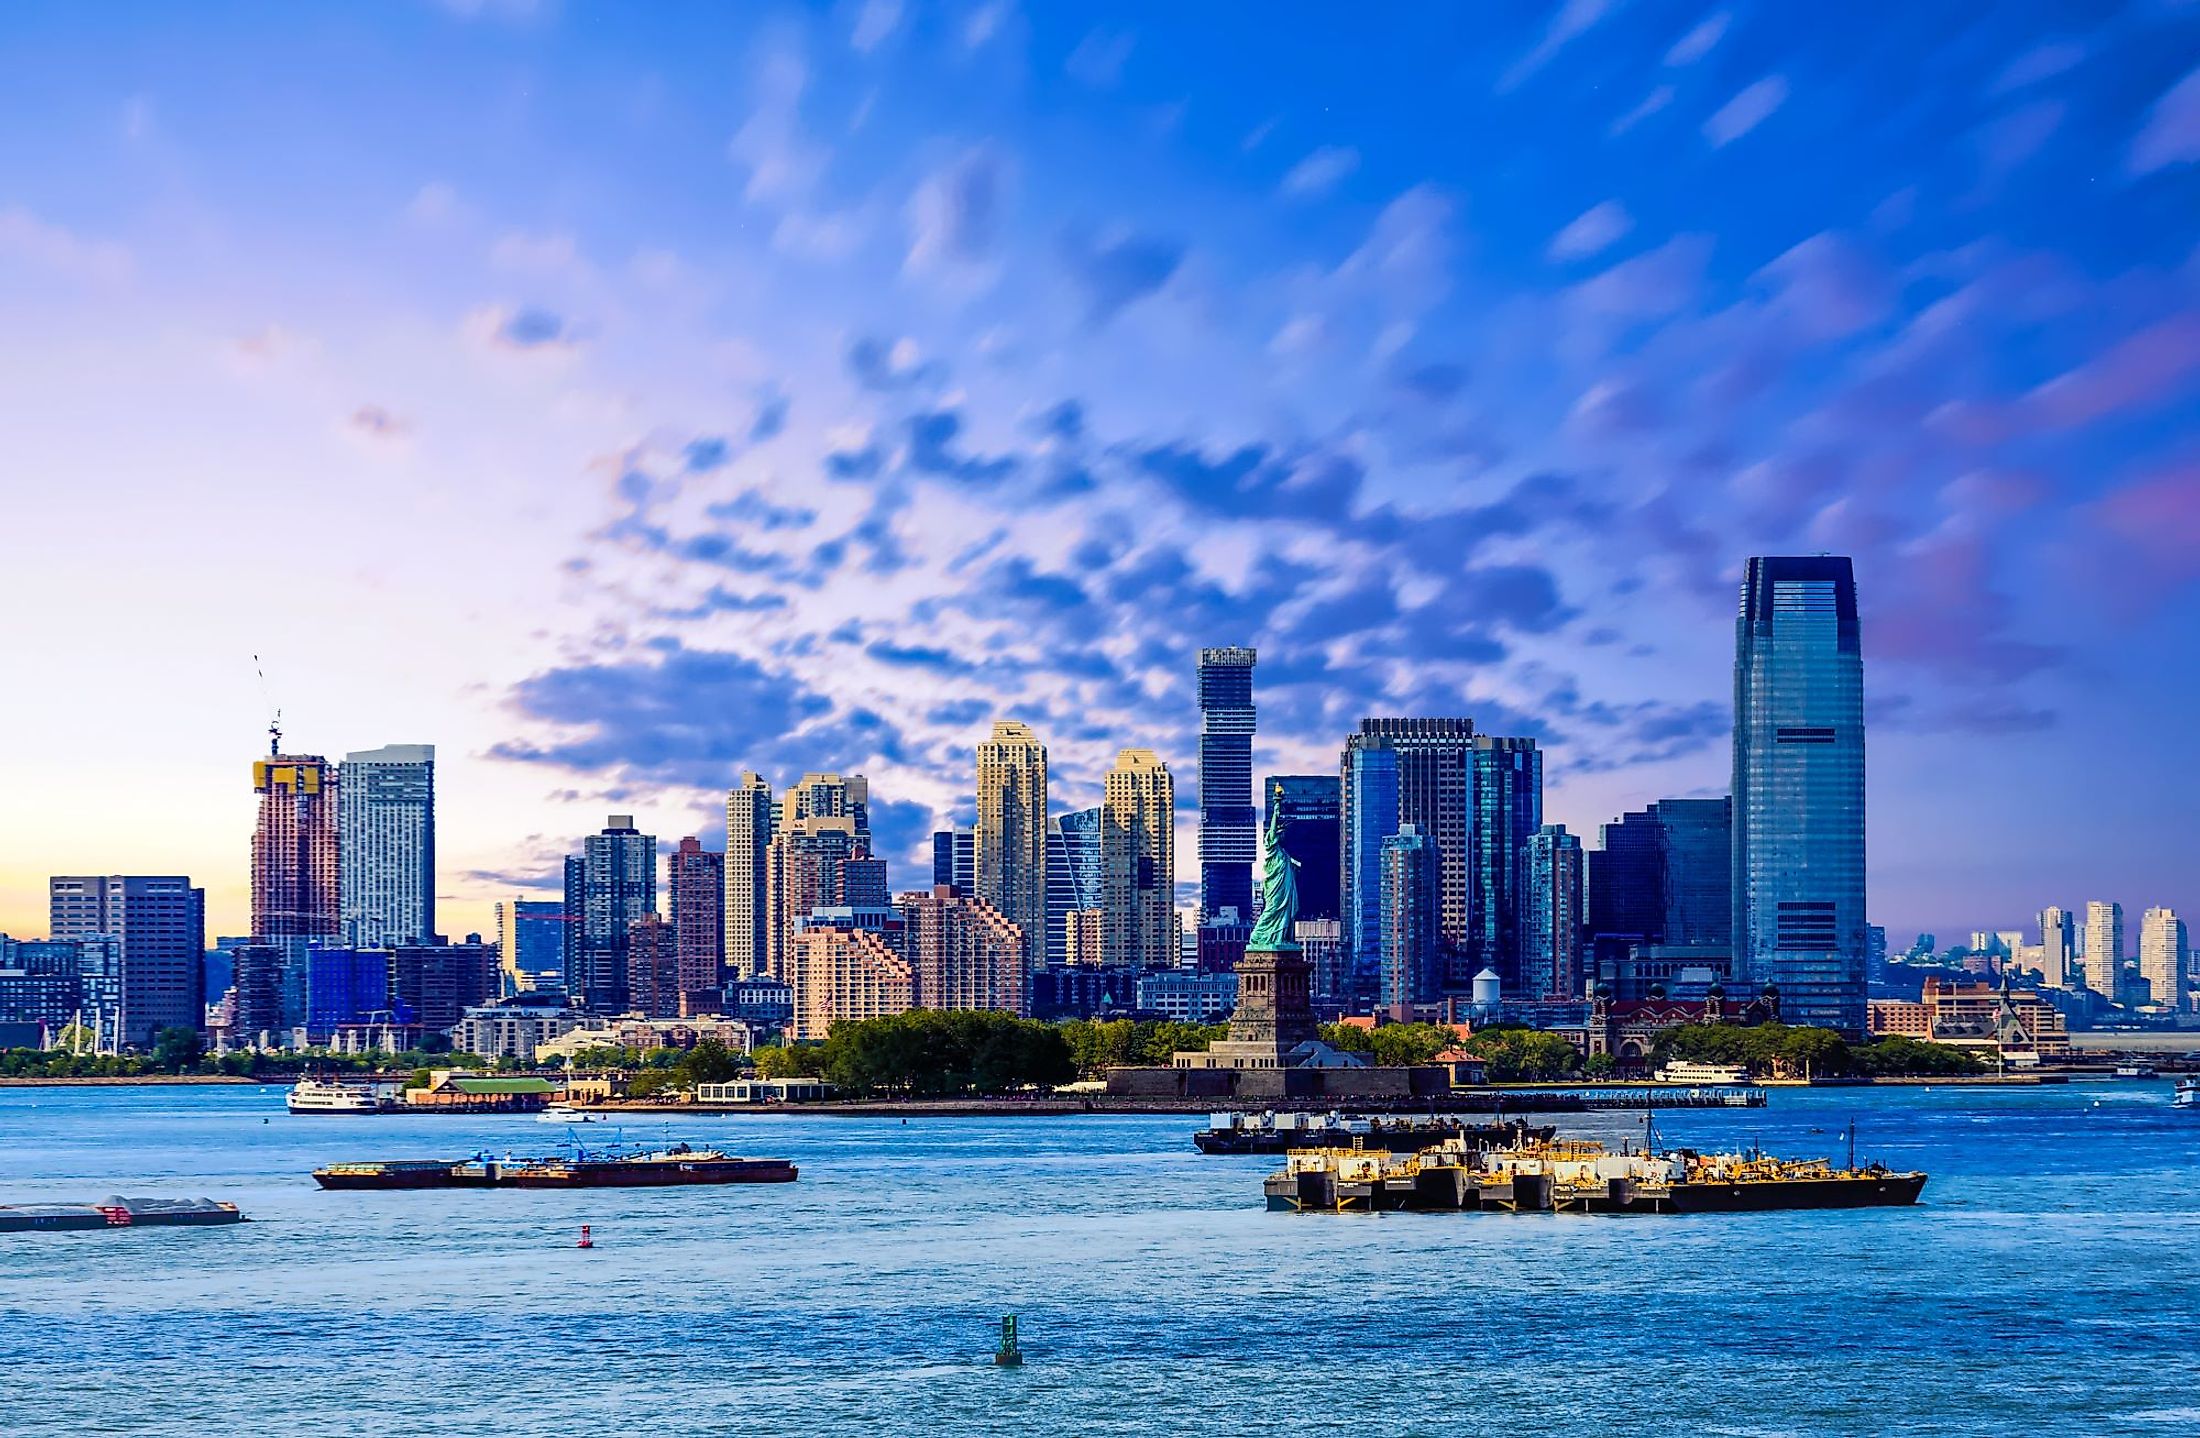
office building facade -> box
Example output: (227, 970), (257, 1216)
(496, 898), (567, 994)
(1340, 718), (1473, 986)
(1197, 646), (1258, 924)
(50, 875), (206, 1046)
(1469, 734), (1542, 990)
(2037, 906), (2074, 989)
(1520, 824), (1584, 1000)
(2139, 906), (2186, 1011)
(1045, 808), (1103, 968)
(1263, 775), (1342, 924)
(1379, 824), (1440, 1014)
(1732, 556), (1867, 1034)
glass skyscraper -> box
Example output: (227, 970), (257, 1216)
(1263, 775), (1342, 924)
(1468, 735), (1542, 992)
(338, 743), (436, 948)
(1519, 824), (1583, 999)
(1197, 647), (1258, 923)
(1341, 741), (1400, 989)
(564, 814), (657, 1012)
(1732, 555), (1866, 1035)
(1045, 807), (1102, 969)
(1340, 718), (1473, 988)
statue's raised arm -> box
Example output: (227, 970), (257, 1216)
(1245, 808), (1300, 951)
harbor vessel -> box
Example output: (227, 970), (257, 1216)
(2175, 1077), (2198, 1110)
(1264, 1132), (1926, 1215)
(313, 1141), (798, 1190)
(0, 1197), (246, 1233)
(1195, 1111), (1555, 1155)
(286, 1077), (405, 1113)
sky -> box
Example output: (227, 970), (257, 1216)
(0, 0), (2196, 951)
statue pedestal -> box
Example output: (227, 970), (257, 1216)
(1176, 945), (1319, 1070)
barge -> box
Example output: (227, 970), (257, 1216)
(1265, 1134), (1925, 1215)
(0, 1196), (245, 1232)
(1195, 1111), (1555, 1155)
(313, 1141), (797, 1190)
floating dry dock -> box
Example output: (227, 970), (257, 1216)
(1266, 1137), (1926, 1214)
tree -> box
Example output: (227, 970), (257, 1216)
(677, 1038), (741, 1085)
(151, 1026), (204, 1074)
(1581, 1052), (1617, 1079)
(754, 1043), (828, 1080)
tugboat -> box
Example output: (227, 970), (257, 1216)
(1264, 1126), (1927, 1215)
(2174, 1077), (2198, 1110)
(1194, 1111), (1554, 1155)
(312, 1140), (798, 1190)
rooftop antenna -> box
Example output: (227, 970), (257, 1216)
(252, 653), (282, 755)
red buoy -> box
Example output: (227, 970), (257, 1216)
(577, 1224), (594, 1249)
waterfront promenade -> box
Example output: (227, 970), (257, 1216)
(3, 1081), (2197, 1437)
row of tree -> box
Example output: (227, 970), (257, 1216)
(754, 1011), (1074, 1097)
(1654, 1022), (1986, 1077)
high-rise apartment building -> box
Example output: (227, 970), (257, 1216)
(789, 925), (912, 1041)
(1101, 749), (1175, 971)
(564, 815), (657, 1012)
(625, 913), (679, 1019)
(1732, 556), (1867, 1035)
(49, 875), (207, 1046)
(2084, 900), (2124, 1005)
(1379, 824), (1439, 1014)
(496, 898), (567, 993)
(932, 824), (976, 895)
(2038, 906), (2074, 989)
(725, 773), (774, 981)
(975, 721), (1049, 968)
(1045, 808), (1103, 968)
(1469, 734), (1542, 990)
(1341, 719), (1473, 984)
(1197, 647), (1258, 924)
(337, 744), (435, 948)
(898, 886), (1029, 1014)
(766, 774), (871, 980)
(1519, 824), (1584, 1000)
(1263, 776), (1342, 924)
(1062, 907), (1105, 968)
(252, 752), (341, 1024)
(669, 836), (726, 1009)
(228, 942), (285, 1043)
(2139, 906), (2186, 1011)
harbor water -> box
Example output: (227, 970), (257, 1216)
(2, 1082), (2198, 1437)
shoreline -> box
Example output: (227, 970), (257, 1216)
(0, 1075), (268, 1087)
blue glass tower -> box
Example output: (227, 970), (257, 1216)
(1732, 556), (1866, 1034)
(1197, 647), (1258, 923)
(1341, 743), (1400, 990)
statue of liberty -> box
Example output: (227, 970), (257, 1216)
(1245, 809), (1300, 952)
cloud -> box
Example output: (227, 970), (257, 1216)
(1500, 0), (1610, 92)
(906, 147), (1003, 273)
(1664, 12), (1729, 67)
(1751, 231), (1893, 341)
(2025, 313), (2200, 432)
(1991, 40), (2087, 95)
(496, 306), (572, 349)
(1547, 200), (1632, 261)
(1061, 228), (1184, 324)
(2129, 64), (2200, 174)
(1065, 27), (1134, 89)
(349, 405), (408, 440)
(849, 0), (901, 53)
(728, 46), (827, 204)
(1280, 146), (1360, 200)
(1568, 235), (1711, 322)
(1703, 76), (1789, 147)
(0, 207), (132, 283)
(1611, 85), (1674, 137)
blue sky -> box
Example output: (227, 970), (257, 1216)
(0, 0), (2196, 947)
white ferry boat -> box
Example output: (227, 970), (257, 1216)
(536, 1105), (605, 1124)
(2175, 1077), (2198, 1110)
(1653, 1060), (1753, 1086)
(286, 1077), (405, 1114)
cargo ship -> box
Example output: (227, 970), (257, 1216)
(312, 1141), (797, 1190)
(0, 1196), (246, 1233)
(1195, 1111), (1555, 1155)
(1265, 1133), (1926, 1215)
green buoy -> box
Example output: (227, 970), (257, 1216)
(993, 1314), (1023, 1367)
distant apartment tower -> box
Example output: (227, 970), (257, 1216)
(669, 837), (726, 1009)
(1342, 719), (1474, 985)
(1197, 646), (1258, 924)
(1732, 556), (1867, 1035)
(50, 875), (207, 1047)
(766, 774), (871, 980)
(1045, 808), (1102, 968)
(975, 721), (1049, 968)
(789, 925), (912, 1041)
(2084, 900), (2124, 1005)
(337, 744), (435, 947)
(931, 824), (975, 896)
(2037, 906), (2075, 989)
(1379, 824), (1440, 1014)
(252, 751), (341, 1023)
(564, 815), (656, 1012)
(496, 898), (567, 993)
(1263, 776), (1342, 924)
(1062, 907), (1105, 968)
(725, 773), (774, 981)
(2139, 907), (2187, 1011)
(1469, 734), (1543, 990)
(899, 887), (1028, 1014)
(1520, 825), (1584, 1000)
(625, 914), (679, 1019)
(1101, 749), (1176, 970)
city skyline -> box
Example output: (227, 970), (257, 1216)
(5, 5), (2199, 947)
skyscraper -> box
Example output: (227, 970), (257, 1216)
(1732, 556), (1867, 1035)
(2139, 907), (2188, 1011)
(931, 824), (974, 896)
(1379, 824), (1439, 1014)
(496, 898), (566, 993)
(1341, 739), (1400, 989)
(1197, 646), (1258, 923)
(252, 751), (340, 1024)
(1101, 748), (1175, 971)
(725, 772), (774, 981)
(2038, 905), (2074, 988)
(1262, 775), (1342, 924)
(2084, 900), (2124, 1005)
(898, 886), (1029, 1014)
(1469, 734), (1542, 990)
(625, 913), (679, 1019)
(1045, 808), (1102, 968)
(1341, 718), (1473, 983)
(766, 774), (871, 979)
(1519, 824), (1584, 999)
(49, 876), (205, 1046)
(337, 743), (435, 948)
(387, 939), (500, 1033)
(669, 836), (726, 1009)
(565, 815), (657, 1012)
(975, 721), (1048, 968)
(1589, 798), (1732, 950)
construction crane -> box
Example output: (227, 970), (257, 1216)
(252, 653), (282, 755)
